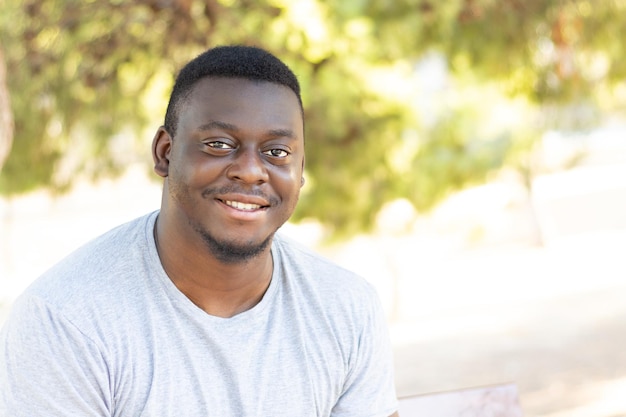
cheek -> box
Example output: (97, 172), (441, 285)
(167, 169), (192, 207)
(274, 169), (302, 198)
(171, 152), (221, 187)
(166, 156), (203, 206)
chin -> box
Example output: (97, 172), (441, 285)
(197, 228), (274, 264)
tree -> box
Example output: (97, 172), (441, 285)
(1, 0), (625, 238)
(0, 46), (12, 171)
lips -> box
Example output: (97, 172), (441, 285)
(224, 200), (263, 211)
(215, 191), (272, 213)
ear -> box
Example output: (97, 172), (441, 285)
(152, 126), (172, 178)
(300, 156), (306, 188)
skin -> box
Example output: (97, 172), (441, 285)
(152, 76), (400, 417)
(152, 77), (304, 318)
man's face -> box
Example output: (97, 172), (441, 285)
(156, 77), (304, 263)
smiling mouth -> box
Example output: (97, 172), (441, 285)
(223, 200), (266, 211)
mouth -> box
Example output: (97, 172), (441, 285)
(211, 190), (273, 218)
(223, 200), (265, 211)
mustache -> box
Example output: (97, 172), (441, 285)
(202, 186), (279, 206)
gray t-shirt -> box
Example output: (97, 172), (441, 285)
(0, 211), (397, 416)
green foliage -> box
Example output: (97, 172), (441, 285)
(1, 0), (625, 237)
(293, 61), (412, 237)
(409, 108), (511, 210)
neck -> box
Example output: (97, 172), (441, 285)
(154, 216), (274, 318)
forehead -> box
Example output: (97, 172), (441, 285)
(178, 77), (303, 133)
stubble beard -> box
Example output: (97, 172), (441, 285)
(167, 174), (287, 264)
(194, 185), (284, 264)
(195, 225), (274, 264)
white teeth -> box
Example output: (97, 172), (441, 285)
(225, 200), (261, 211)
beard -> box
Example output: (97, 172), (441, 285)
(167, 173), (279, 264)
(194, 224), (274, 264)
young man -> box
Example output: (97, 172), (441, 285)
(0, 46), (399, 416)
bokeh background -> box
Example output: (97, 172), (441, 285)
(1, 1), (626, 415)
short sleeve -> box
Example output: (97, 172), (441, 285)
(0, 295), (111, 417)
(331, 289), (398, 417)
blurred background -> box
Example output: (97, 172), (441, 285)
(1, 1), (625, 415)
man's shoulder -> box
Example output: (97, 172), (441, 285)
(272, 233), (379, 304)
(17, 212), (158, 317)
(272, 233), (359, 277)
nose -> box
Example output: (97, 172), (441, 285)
(226, 148), (269, 185)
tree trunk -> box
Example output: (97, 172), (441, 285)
(0, 45), (13, 171)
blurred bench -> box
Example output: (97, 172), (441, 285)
(398, 383), (522, 416)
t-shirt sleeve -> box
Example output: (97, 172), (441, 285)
(331, 288), (398, 417)
(0, 295), (111, 417)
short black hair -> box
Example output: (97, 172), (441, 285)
(163, 45), (302, 137)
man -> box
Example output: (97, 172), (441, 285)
(0, 45), (398, 416)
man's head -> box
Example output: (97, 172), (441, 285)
(164, 45), (303, 138)
(153, 45), (305, 264)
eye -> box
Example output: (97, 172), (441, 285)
(202, 140), (236, 155)
(263, 148), (289, 158)
(206, 141), (234, 150)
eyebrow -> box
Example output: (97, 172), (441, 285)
(197, 121), (238, 132)
(266, 128), (297, 139)
(197, 121), (297, 140)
